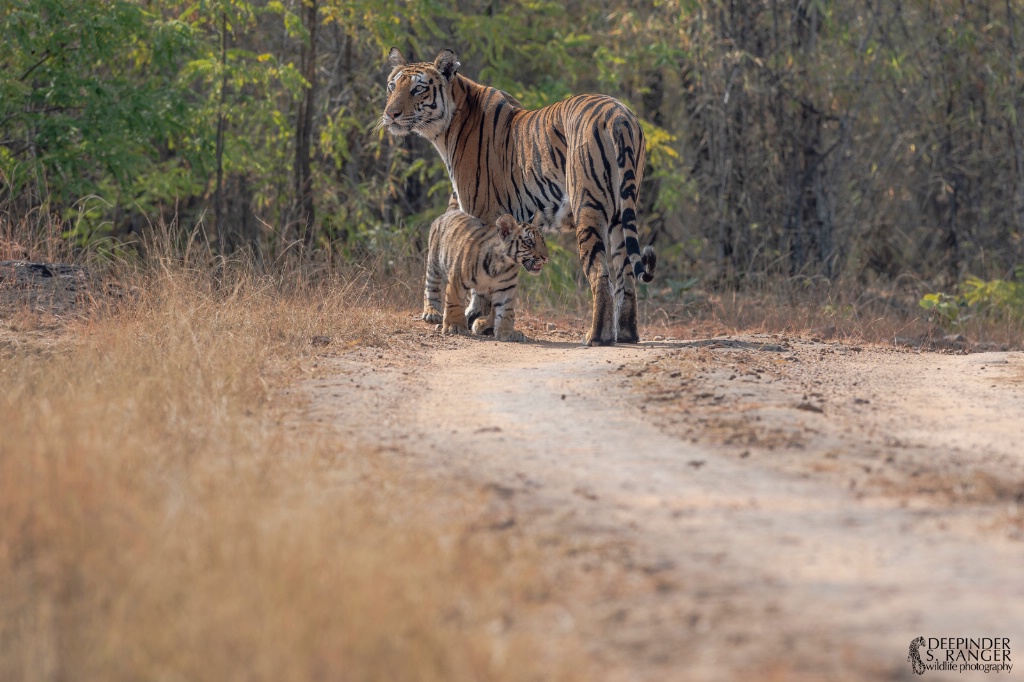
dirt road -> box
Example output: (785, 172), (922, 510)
(306, 320), (1024, 681)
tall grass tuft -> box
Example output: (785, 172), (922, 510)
(0, 226), (586, 681)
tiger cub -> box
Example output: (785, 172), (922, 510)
(422, 211), (548, 342)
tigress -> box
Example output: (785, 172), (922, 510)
(381, 48), (656, 346)
(422, 210), (549, 342)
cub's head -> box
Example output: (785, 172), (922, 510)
(495, 214), (549, 276)
(380, 48), (460, 139)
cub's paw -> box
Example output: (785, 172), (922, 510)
(422, 309), (442, 324)
(442, 324), (470, 336)
(465, 298), (491, 326)
(472, 318), (495, 336)
(497, 329), (526, 342)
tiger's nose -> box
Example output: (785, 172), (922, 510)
(387, 109), (402, 120)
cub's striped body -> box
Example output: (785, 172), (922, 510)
(422, 211), (548, 342)
(382, 48), (656, 345)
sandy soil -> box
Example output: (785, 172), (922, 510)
(305, 317), (1024, 681)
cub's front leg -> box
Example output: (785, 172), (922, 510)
(491, 291), (525, 342)
(421, 241), (445, 323)
(441, 278), (471, 335)
(422, 264), (444, 324)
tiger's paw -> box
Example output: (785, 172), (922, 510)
(496, 329), (526, 342)
(471, 318), (495, 336)
(585, 334), (616, 347)
(465, 297), (491, 328)
(422, 309), (442, 324)
(616, 331), (640, 344)
(442, 324), (470, 336)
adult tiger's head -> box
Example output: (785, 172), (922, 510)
(495, 214), (549, 276)
(380, 48), (460, 139)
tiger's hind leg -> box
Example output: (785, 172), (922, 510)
(617, 280), (640, 343)
(609, 222), (640, 343)
(575, 208), (615, 346)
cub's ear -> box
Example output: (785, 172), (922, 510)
(388, 47), (407, 68)
(495, 214), (516, 240)
(434, 49), (461, 81)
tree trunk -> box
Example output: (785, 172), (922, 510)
(295, 0), (318, 247)
(1007, 0), (1024, 271)
(214, 10), (228, 255)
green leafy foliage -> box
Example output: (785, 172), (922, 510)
(920, 275), (1024, 330)
(518, 239), (582, 309)
(2, 0), (1023, 306)
(0, 0), (194, 213)
(961, 276), (1024, 321)
(919, 292), (966, 330)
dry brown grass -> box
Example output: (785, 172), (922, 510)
(0, 207), (78, 264)
(635, 277), (1024, 349)
(4, 211), (1018, 680)
(0, 250), (587, 681)
(514, 234), (1023, 348)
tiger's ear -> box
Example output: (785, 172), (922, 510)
(434, 49), (461, 81)
(388, 48), (407, 68)
(495, 214), (516, 241)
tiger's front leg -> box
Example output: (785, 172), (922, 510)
(442, 278), (471, 335)
(491, 290), (525, 342)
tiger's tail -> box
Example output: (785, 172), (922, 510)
(614, 117), (655, 284)
(638, 245), (657, 283)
